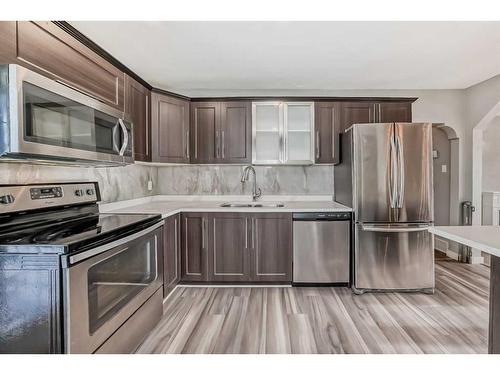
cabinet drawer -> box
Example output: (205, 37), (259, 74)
(16, 22), (125, 110)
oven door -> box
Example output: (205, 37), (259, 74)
(64, 223), (163, 354)
(6, 64), (133, 165)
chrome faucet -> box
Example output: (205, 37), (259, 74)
(241, 166), (262, 202)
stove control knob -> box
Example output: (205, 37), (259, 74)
(86, 189), (94, 196)
(74, 189), (84, 197)
(0, 194), (15, 204)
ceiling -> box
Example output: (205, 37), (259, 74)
(71, 21), (500, 95)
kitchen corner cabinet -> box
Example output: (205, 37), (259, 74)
(163, 214), (181, 298)
(125, 75), (151, 162)
(180, 212), (292, 283)
(181, 213), (209, 282)
(151, 92), (190, 163)
(15, 22), (125, 110)
(314, 102), (340, 164)
(252, 102), (314, 165)
(190, 101), (251, 164)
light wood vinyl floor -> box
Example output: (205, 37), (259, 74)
(137, 260), (490, 354)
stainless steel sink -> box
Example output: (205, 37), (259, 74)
(220, 202), (285, 208)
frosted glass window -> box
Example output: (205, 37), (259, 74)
(287, 105), (312, 131)
(255, 132), (280, 161)
(287, 132), (311, 161)
(255, 105), (280, 131)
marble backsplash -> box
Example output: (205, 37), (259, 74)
(0, 162), (158, 203)
(0, 162), (334, 203)
(156, 165), (334, 196)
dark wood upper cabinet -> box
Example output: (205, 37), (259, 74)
(209, 213), (250, 282)
(15, 22), (125, 110)
(163, 214), (181, 298)
(219, 101), (252, 164)
(181, 213), (209, 282)
(190, 102), (219, 164)
(125, 75), (151, 162)
(151, 92), (190, 163)
(190, 101), (252, 164)
(314, 102), (340, 164)
(251, 213), (292, 282)
(340, 102), (376, 131)
(376, 102), (412, 123)
(0, 22), (16, 62)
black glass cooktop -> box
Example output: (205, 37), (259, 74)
(0, 204), (161, 254)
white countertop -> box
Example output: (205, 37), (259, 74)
(100, 195), (352, 218)
(429, 226), (500, 258)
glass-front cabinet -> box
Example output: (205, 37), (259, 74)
(252, 102), (314, 164)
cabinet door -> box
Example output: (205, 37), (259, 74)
(314, 102), (340, 164)
(164, 214), (181, 298)
(0, 22), (16, 62)
(181, 213), (209, 282)
(190, 102), (220, 163)
(151, 93), (190, 163)
(284, 102), (314, 164)
(340, 102), (375, 131)
(252, 102), (282, 164)
(376, 102), (412, 123)
(125, 76), (151, 162)
(16, 22), (125, 110)
(209, 213), (250, 282)
(250, 213), (292, 282)
(220, 101), (252, 164)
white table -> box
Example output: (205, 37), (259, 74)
(429, 226), (500, 353)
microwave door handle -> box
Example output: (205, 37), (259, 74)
(118, 119), (129, 156)
(112, 123), (120, 153)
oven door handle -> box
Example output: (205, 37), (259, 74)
(68, 221), (163, 265)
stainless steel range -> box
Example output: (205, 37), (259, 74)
(0, 182), (163, 354)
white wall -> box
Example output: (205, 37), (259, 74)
(482, 116), (500, 192)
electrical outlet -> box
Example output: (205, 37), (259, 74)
(147, 180), (153, 191)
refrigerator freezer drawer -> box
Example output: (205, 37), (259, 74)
(354, 223), (434, 291)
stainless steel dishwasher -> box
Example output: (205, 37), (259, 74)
(293, 212), (351, 285)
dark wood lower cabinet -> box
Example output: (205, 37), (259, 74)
(209, 213), (250, 282)
(180, 213), (209, 282)
(180, 212), (292, 283)
(251, 213), (293, 282)
(163, 214), (181, 298)
(490, 255), (500, 354)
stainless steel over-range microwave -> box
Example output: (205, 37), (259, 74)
(0, 64), (134, 165)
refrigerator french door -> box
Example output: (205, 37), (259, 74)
(348, 122), (434, 293)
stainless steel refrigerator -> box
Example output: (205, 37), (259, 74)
(335, 122), (434, 293)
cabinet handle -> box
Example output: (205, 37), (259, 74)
(215, 131), (220, 158)
(174, 217), (178, 280)
(315, 130), (320, 159)
(245, 218), (248, 249)
(221, 130), (225, 159)
(252, 218), (256, 249)
(201, 218), (206, 250)
(186, 130), (190, 159)
(145, 95), (149, 157)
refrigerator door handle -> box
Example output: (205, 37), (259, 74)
(361, 224), (431, 233)
(389, 134), (398, 208)
(396, 134), (405, 208)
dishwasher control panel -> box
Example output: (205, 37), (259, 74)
(293, 212), (351, 220)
